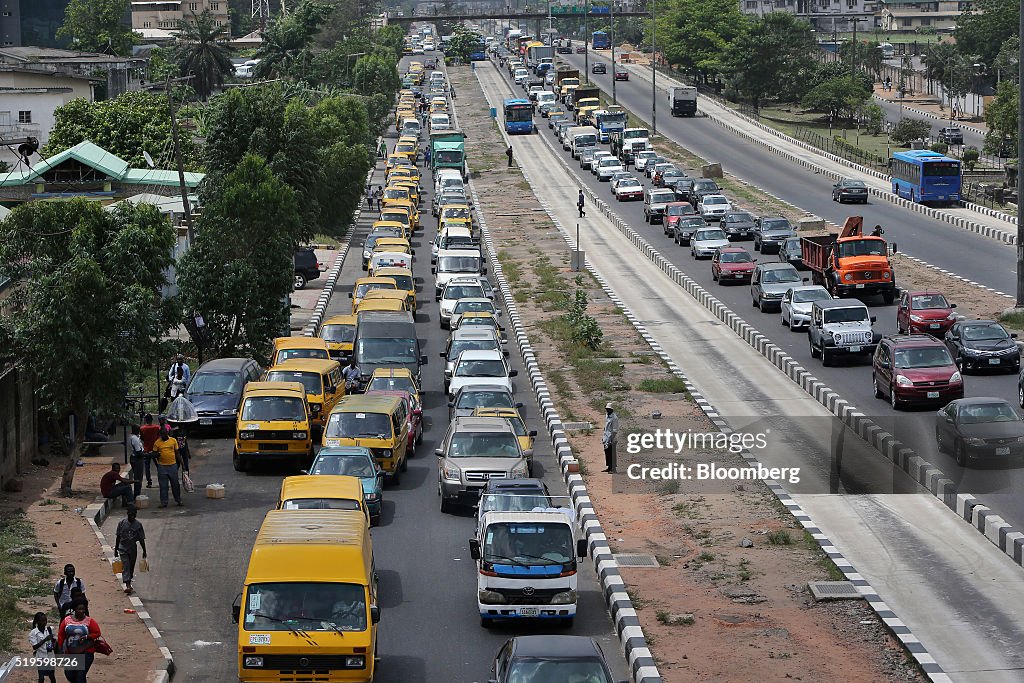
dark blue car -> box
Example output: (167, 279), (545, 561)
(184, 358), (262, 431)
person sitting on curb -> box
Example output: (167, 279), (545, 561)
(99, 463), (136, 507)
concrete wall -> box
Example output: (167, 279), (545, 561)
(0, 364), (37, 492)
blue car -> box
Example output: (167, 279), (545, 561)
(184, 358), (262, 431)
(309, 447), (384, 525)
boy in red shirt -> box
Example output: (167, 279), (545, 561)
(139, 413), (161, 488)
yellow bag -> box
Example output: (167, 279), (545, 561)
(111, 559), (123, 574)
(138, 558), (150, 573)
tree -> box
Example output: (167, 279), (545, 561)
(984, 80), (1018, 151)
(446, 26), (483, 63)
(351, 54), (401, 99)
(862, 102), (886, 135)
(0, 200), (175, 494)
(801, 76), (871, 123)
(891, 117), (932, 144)
(44, 91), (199, 169)
(993, 35), (1019, 85)
(655, 0), (749, 83)
(956, 0), (1018, 65)
(724, 13), (817, 108)
(175, 10), (235, 100)
(962, 146), (981, 170)
(177, 155), (298, 363)
(57, 0), (135, 56)
(254, 0), (332, 78)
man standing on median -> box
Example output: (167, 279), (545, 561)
(577, 189), (586, 218)
(602, 402), (619, 473)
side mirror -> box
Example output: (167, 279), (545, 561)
(577, 538), (588, 558)
(950, 303), (957, 308)
(435, 448), (444, 457)
(1013, 333), (1019, 339)
(944, 413), (954, 423)
(420, 354), (428, 365)
(802, 277), (809, 282)
(502, 350), (510, 357)
(299, 469), (309, 475)
(440, 352), (447, 357)
(870, 316), (877, 323)
(523, 449), (534, 458)
(508, 370), (518, 377)
(469, 539), (481, 560)
(515, 402), (524, 409)
(348, 292), (353, 298)
(231, 594), (241, 623)
(370, 605), (380, 624)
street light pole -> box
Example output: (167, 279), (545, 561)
(584, 0), (589, 80)
(611, 0), (616, 103)
(651, 0), (656, 134)
(1016, 0), (1024, 307)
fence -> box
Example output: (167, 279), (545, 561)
(792, 127), (890, 172)
(962, 181), (1017, 213)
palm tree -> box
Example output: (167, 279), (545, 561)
(175, 10), (234, 99)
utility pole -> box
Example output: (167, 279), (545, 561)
(851, 17), (857, 79)
(610, 0), (616, 103)
(651, 0), (659, 135)
(1016, 0), (1024, 308)
(149, 75), (196, 246)
(584, 0), (589, 79)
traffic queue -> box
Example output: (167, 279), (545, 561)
(228, 46), (615, 682)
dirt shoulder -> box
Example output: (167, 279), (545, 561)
(450, 64), (923, 682)
(0, 451), (164, 682)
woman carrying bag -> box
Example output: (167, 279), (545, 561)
(57, 599), (110, 682)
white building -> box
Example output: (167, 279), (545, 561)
(739, 0), (878, 31)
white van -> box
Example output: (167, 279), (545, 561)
(434, 169), (464, 197)
(430, 113), (451, 131)
(430, 70), (445, 84)
(432, 225), (474, 261)
(433, 247), (485, 298)
(401, 118), (421, 137)
(567, 126), (598, 158)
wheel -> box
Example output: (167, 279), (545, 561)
(935, 429), (945, 452)
(890, 385), (902, 410)
(809, 338), (820, 358)
(910, 189), (915, 203)
(294, 273), (307, 290)
(400, 454), (409, 472)
(954, 440), (967, 467)
(391, 469), (401, 486)
(440, 496), (453, 513)
(883, 291), (895, 305)
(821, 348), (832, 366)
(712, 270), (718, 282)
(232, 449), (248, 473)
(752, 295), (759, 308)
(781, 310), (789, 327)
(758, 299), (766, 312)
(1019, 384), (1024, 409)
(873, 376), (883, 399)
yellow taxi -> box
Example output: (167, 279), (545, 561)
(323, 394), (410, 482)
(377, 207), (413, 236)
(382, 185), (411, 204)
(351, 276), (397, 313)
(264, 358), (344, 435)
(370, 219), (409, 240)
(365, 367), (421, 408)
(389, 179), (420, 206)
(270, 337), (330, 366)
(372, 237), (412, 255)
(360, 289), (412, 311)
(394, 139), (417, 160)
(439, 203), (473, 226)
(319, 314), (356, 362)
(386, 153), (411, 174)
(383, 197), (418, 230)
(355, 297), (408, 315)
(233, 381), (312, 472)
(389, 164), (420, 185)
(437, 214), (472, 238)
(373, 266), (416, 310)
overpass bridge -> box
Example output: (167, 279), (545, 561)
(386, 7), (650, 25)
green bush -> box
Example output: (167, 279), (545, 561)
(930, 142), (949, 154)
(962, 146), (980, 170)
(565, 288), (603, 350)
(891, 117), (931, 145)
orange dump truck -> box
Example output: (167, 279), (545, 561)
(800, 217), (896, 304)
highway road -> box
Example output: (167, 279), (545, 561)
(103, 88), (630, 681)
(554, 50), (1018, 296)
(488, 58), (1024, 533)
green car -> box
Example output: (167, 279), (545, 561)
(309, 446), (384, 525)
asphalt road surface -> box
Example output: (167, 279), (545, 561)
(108, 107), (630, 682)
(488, 59), (1024, 533)
(558, 50), (1017, 296)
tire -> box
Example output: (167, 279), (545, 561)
(480, 616), (492, 628)
(758, 299), (766, 312)
(954, 440), (967, 467)
(821, 348), (832, 366)
(781, 311), (789, 327)
(873, 376), (883, 399)
(391, 469), (401, 486)
(1019, 384), (1024, 409)
(883, 291), (895, 305)
(400, 454), (409, 472)
(890, 386), (902, 410)
(440, 496), (453, 513)
(753, 240), (761, 252)
(294, 273), (307, 290)
(752, 295), (759, 308)
(232, 449), (247, 473)
(809, 338), (820, 358)
(561, 617), (575, 628)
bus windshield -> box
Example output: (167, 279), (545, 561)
(923, 161), (960, 177)
(505, 105), (533, 122)
(244, 582), (367, 632)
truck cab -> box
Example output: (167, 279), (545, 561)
(800, 216), (896, 303)
(470, 508), (587, 628)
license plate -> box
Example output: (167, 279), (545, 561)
(996, 447), (1010, 455)
(200, 418), (212, 426)
(739, 231), (748, 236)
(927, 391), (939, 399)
(848, 346), (862, 352)
(929, 323), (940, 329)
(855, 284), (865, 288)
(518, 608), (539, 617)
(989, 358), (1001, 365)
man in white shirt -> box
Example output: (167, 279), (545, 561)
(602, 402), (619, 473)
(167, 354), (191, 386)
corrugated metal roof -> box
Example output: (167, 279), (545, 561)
(35, 141), (131, 178)
(122, 168), (204, 187)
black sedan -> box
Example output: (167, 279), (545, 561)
(491, 636), (624, 683)
(935, 398), (1024, 467)
(944, 320), (1020, 373)
(832, 178), (869, 204)
(672, 216), (708, 246)
(592, 62), (606, 74)
(721, 211), (756, 241)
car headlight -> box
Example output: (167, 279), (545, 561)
(345, 655), (366, 668)
(365, 492), (381, 502)
(844, 273), (854, 281)
(244, 656), (264, 668)
(479, 589), (507, 604)
(964, 437), (986, 446)
(883, 271), (891, 280)
(362, 249), (371, 259)
(910, 315), (924, 323)
(292, 431), (308, 440)
(219, 409), (237, 416)
(550, 590), (577, 605)
(511, 462), (529, 477)
(950, 371), (962, 383)
(895, 375), (912, 387)
(378, 449), (392, 457)
(239, 431), (254, 440)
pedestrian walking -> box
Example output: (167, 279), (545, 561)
(53, 565), (85, 616)
(140, 414), (159, 489)
(602, 402), (619, 473)
(114, 506), (147, 595)
(29, 612), (57, 683)
(577, 189), (586, 217)
(366, 184), (374, 209)
(450, 85), (456, 99)
(424, 146), (432, 167)
(153, 426), (182, 508)
(57, 599), (102, 683)
(128, 425), (146, 498)
(377, 140), (387, 159)
(373, 186), (384, 211)
(506, 145), (514, 167)
(99, 463), (135, 507)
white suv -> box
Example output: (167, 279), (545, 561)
(439, 278), (485, 328)
(447, 349), (517, 397)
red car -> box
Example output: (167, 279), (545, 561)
(662, 202), (695, 236)
(576, 45), (586, 53)
(872, 334), (963, 410)
(896, 290), (957, 336)
(614, 67), (629, 81)
(365, 389), (423, 453)
(711, 247), (756, 284)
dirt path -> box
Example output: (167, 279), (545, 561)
(449, 64), (923, 682)
(0, 453), (165, 682)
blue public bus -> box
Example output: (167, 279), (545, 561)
(890, 150), (961, 205)
(503, 98), (535, 134)
(592, 31), (610, 49)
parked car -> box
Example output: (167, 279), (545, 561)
(938, 126), (964, 145)
(690, 227), (730, 259)
(750, 262), (805, 312)
(935, 398), (1024, 467)
(896, 290), (957, 336)
(185, 357), (263, 430)
(780, 285), (831, 330)
(944, 320), (1020, 373)
(753, 217), (795, 254)
(294, 247), (322, 290)
(872, 334), (963, 410)
(711, 247), (756, 284)
(778, 237), (803, 267)
(490, 636), (621, 683)
(832, 178), (869, 204)
(592, 62), (606, 74)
